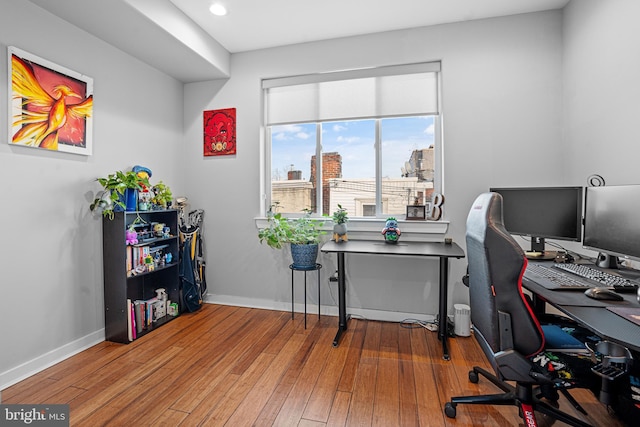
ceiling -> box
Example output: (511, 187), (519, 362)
(26, 0), (570, 83)
(169, 0), (570, 53)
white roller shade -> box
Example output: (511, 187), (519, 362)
(264, 62), (440, 125)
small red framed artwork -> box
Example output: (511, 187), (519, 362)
(203, 108), (236, 157)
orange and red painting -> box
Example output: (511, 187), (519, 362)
(8, 46), (94, 155)
(203, 108), (236, 157)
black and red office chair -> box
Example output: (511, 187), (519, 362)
(444, 192), (594, 427)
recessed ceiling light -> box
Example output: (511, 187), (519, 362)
(209, 3), (227, 16)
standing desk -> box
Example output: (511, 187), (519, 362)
(321, 240), (465, 360)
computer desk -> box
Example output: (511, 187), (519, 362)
(523, 261), (640, 354)
(321, 240), (465, 360)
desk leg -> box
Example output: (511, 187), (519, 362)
(439, 257), (450, 361)
(530, 293), (546, 317)
(317, 267), (321, 320)
(333, 251), (348, 347)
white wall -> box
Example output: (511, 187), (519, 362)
(183, 11), (566, 321)
(563, 0), (640, 187)
(0, 1), (184, 388)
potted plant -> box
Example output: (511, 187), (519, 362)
(151, 181), (173, 209)
(258, 205), (326, 268)
(331, 204), (349, 242)
(90, 170), (150, 219)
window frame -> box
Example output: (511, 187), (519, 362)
(261, 63), (443, 220)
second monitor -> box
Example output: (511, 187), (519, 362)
(489, 186), (583, 259)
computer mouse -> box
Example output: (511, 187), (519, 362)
(584, 287), (624, 301)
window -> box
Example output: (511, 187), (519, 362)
(263, 62), (441, 218)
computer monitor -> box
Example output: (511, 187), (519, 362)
(489, 186), (583, 258)
(583, 185), (640, 269)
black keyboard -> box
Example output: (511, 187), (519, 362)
(554, 263), (639, 293)
(525, 263), (595, 290)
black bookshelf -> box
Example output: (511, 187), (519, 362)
(102, 209), (180, 343)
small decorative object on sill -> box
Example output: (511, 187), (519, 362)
(428, 193), (445, 220)
(381, 217), (401, 244)
(332, 204), (349, 243)
(406, 204), (426, 221)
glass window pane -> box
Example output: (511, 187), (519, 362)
(270, 123), (317, 214)
(321, 120), (375, 217)
(381, 116), (435, 216)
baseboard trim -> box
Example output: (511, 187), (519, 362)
(0, 329), (105, 392)
(204, 294), (437, 324)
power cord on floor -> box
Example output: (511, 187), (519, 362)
(401, 318), (439, 332)
(325, 274), (440, 331)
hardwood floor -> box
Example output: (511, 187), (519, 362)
(2, 304), (624, 426)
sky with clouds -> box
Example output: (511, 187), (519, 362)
(271, 116), (435, 181)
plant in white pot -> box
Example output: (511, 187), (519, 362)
(258, 205), (326, 268)
(332, 204), (349, 243)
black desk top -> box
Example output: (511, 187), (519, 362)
(522, 275), (640, 308)
(321, 240), (465, 258)
(523, 274), (640, 353)
(553, 305), (640, 353)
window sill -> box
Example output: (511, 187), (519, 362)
(254, 217), (450, 242)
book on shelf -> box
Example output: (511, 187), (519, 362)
(134, 301), (145, 334)
(127, 299), (133, 342)
(130, 300), (137, 340)
(130, 297), (161, 337)
(126, 246), (132, 275)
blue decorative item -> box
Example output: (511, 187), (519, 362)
(291, 243), (319, 269)
(132, 165), (152, 179)
(381, 217), (401, 244)
(124, 188), (138, 211)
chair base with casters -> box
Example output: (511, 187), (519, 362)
(444, 365), (593, 427)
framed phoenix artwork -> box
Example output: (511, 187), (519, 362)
(8, 46), (94, 155)
(204, 108), (236, 157)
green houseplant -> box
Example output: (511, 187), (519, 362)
(90, 170), (150, 219)
(331, 204), (349, 242)
(258, 205), (325, 268)
(151, 181), (173, 209)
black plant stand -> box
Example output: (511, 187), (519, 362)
(289, 263), (322, 328)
